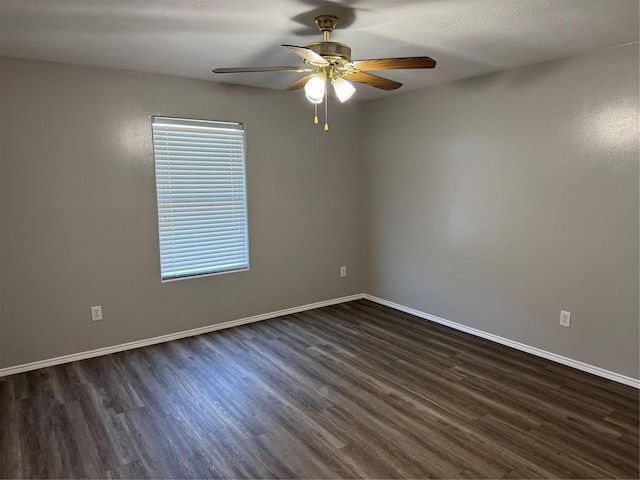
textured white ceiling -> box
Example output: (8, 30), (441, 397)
(0, 0), (638, 100)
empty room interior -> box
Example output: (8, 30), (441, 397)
(0, 1), (638, 478)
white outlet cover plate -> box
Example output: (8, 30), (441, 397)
(91, 306), (102, 321)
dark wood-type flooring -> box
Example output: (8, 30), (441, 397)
(1, 300), (638, 478)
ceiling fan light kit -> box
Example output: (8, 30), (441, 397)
(332, 77), (356, 103)
(304, 75), (326, 104)
(213, 14), (436, 131)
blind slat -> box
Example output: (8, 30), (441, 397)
(152, 116), (249, 281)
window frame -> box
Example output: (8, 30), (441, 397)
(151, 115), (250, 282)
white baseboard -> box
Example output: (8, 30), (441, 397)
(3, 292), (638, 389)
(364, 294), (640, 389)
(0, 294), (365, 378)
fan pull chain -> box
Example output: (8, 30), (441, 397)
(313, 103), (318, 125)
(324, 86), (329, 131)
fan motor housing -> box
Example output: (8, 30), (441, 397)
(305, 41), (351, 62)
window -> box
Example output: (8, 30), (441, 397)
(152, 116), (249, 281)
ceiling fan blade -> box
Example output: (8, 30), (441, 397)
(345, 71), (402, 91)
(352, 57), (436, 71)
(286, 75), (314, 91)
(213, 66), (310, 74)
(282, 45), (329, 66)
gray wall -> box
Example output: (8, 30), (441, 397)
(2, 44), (638, 381)
(0, 57), (364, 369)
(364, 43), (639, 379)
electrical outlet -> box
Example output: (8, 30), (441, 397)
(559, 310), (571, 328)
(91, 306), (103, 322)
(340, 266), (347, 277)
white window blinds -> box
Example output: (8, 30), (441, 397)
(152, 116), (249, 281)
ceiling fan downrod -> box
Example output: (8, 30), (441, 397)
(305, 15), (352, 63)
(314, 15), (338, 42)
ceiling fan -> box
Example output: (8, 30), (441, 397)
(213, 14), (436, 130)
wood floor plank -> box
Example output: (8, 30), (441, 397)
(1, 299), (638, 478)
